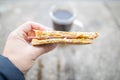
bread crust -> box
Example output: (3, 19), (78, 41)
(34, 30), (98, 39)
(32, 39), (92, 45)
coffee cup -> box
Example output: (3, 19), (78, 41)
(49, 4), (83, 31)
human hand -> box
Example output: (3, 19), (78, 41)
(3, 21), (56, 74)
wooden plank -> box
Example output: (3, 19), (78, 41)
(0, 1), (120, 80)
(104, 1), (120, 28)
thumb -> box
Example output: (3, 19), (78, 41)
(29, 44), (56, 58)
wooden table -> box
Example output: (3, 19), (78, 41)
(0, 0), (120, 80)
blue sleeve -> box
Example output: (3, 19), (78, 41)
(0, 55), (25, 80)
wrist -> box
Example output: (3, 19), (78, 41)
(2, 54), (25, 74)
(0, 55), (25, 80)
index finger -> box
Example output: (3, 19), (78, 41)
(18, 21), (51, 34)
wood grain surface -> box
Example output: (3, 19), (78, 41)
(0, 0), (120, 80)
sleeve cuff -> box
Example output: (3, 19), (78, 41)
(0, 55), (25, 80)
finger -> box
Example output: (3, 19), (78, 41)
(17, 21), (51, 34)
(14, 21), (51, 41)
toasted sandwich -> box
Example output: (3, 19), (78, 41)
(31, 30), (99, 45)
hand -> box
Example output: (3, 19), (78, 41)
(2, 21), (56, 74)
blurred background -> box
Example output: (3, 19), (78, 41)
(0, 0), (120, 80)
